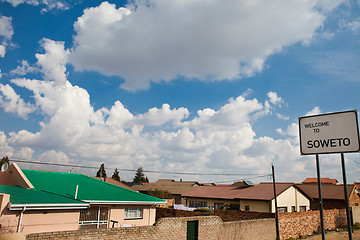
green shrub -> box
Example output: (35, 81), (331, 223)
(353, 222), (360, 230)
(193, 208), (213, 213)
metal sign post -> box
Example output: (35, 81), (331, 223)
(341, 153), (353, 239)
(316, 154), (325, 240)
(299, 110), (360, 240)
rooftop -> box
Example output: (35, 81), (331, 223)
(183, 182), (296, 201)
(22, 169), (165, 204)
(0, 185), (88, 210)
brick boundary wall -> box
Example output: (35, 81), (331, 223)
(279, 209), (347, 240)
(26, 216), (276, 240)
(156, 207), (275, 222)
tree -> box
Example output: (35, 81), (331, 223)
(96, 163), (107, 178)
(148, 188), (170, 199)
(132, 166), (148, 184)
(111, 168), (121, 182)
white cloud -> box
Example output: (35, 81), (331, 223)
(35, 38), (70, 85)
(0, 83), (35, 119)
(340, 17), (360, 34)
(0, 131), (15, 158)
(0, 15), (13, 41)
(0, 45), (6, 57)
(3, 0), (38, 7)
(0, 15), (13, 58)
(133, 104), (189, 127)
(71, 0), (334, 91)
(10, 60), (39, 76)
(276, 113), (290, 121)
(306, 106), (321, 116)
(276, 123), (299, 139)
(267, 92), (284, 107)
(3, 38), (360, 183)
(3, 0), (69, 11)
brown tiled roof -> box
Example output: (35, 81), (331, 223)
(132, 179), (200, 195)
(302, 178), (338, 184)
(183, 182), (296, 201)
(296, 183), (353, 200)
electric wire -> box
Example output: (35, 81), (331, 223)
(9, 158), (269, 178)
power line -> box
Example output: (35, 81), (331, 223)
(9, 158), (268, 178)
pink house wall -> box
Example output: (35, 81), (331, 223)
(109, 205), (157, 228)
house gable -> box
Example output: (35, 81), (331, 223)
(0, 163), (34, 189)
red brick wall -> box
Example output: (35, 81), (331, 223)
(278, 209), (347, 239)
(350, 191), (360, 207)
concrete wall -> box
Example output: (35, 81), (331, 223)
(353, 206), (360, 224)
(26, 216), (276, 240)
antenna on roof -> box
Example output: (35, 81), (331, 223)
(1, 162), (9, 172)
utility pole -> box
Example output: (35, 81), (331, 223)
(272, 164), (280, 240)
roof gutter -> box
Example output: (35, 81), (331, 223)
(83, 200), (166, 205)
(10, 203), (89, 211)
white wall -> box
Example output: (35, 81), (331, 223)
(271, 186), (310, 213)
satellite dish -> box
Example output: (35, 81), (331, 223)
(355, 188), (360, 194)
(1, 163), (9, 172)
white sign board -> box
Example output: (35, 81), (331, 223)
(299, 110), (360, 155)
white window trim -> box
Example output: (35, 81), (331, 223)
(125, 207), (143, 220)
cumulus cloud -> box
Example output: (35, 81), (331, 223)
(267, 92), (284, 107)
(306, 106), (321, 116)
(2, 38), (358, 183)
(10, 60), (39, 76)
(71, 0), (337, 91)
(36, 38), (70, 84)
(0, 83), (35, 119)
(0, 15), (14, 58)
(3, 0), (69, 12)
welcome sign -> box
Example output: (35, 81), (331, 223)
(299, 110), (360, 155)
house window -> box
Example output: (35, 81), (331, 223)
(277, 207), (287, 213)
(229, 204), (240, 210)
(79, 206), (109, 229)
(189, 201), (207, 208)
(291, 206), (296, 212)
(125, 207), (143, 219)
(214, 203), (224, 209)
(245, 205), (250, 211)
(299, 206), (307, 212)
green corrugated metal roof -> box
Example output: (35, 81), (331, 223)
(22, 169), (165, 204)
(0, 185), (87, 206)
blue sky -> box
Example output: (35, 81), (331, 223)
(0, 0), (359, 184)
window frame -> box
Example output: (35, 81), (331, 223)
(124, 207), (143, 220)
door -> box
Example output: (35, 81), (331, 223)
(187, 220), (198, 240)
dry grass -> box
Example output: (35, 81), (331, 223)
(302, 229), (360, 240)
